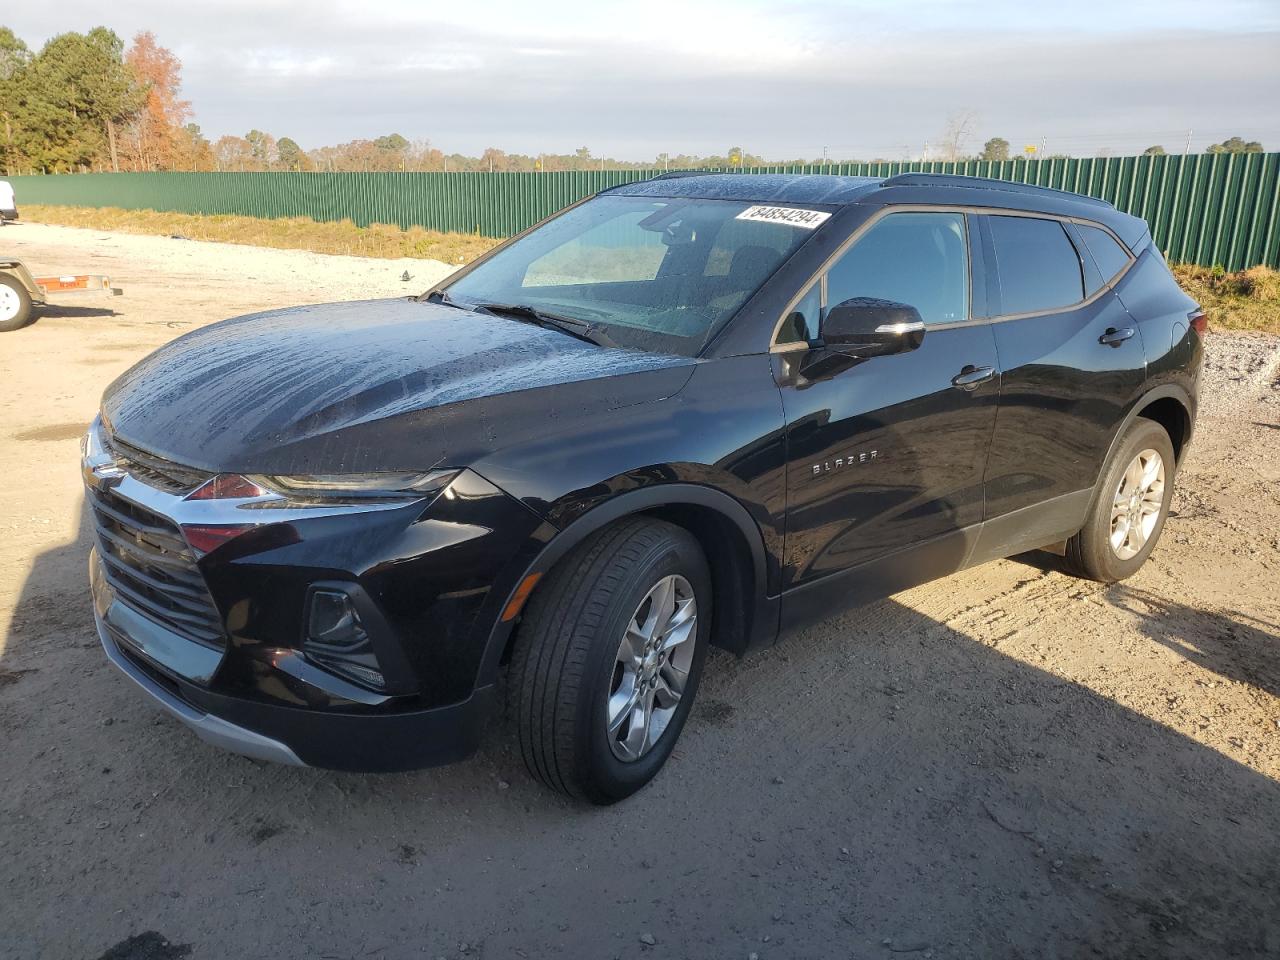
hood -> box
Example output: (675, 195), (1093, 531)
(102, 298), (696, 474)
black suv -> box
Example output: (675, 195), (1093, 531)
(83, 173), (1203, 802)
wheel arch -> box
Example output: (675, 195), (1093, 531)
(475, 484), (776, 689)
(1102, 384), (1194, 475)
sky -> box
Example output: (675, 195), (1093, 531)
(6, 0), (1280, 160)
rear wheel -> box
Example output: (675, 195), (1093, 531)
(1064, 418), (1176, 582)
(507, 517), (711, 803)
(0, 274), (34, 332)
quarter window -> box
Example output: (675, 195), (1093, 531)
(824, 212), (969, 325)
(778, 284), (821, 344)
(988, 216), (1084, 315)
(1077, 223), (1131, 284)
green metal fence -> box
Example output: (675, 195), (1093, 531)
(10, 153), (1280, 270)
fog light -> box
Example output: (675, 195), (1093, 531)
(304, 589), (387, 690)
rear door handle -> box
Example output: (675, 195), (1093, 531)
(1099, 326), (1135, 346)
(951, 365), (996, 391)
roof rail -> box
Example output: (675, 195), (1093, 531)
(881, 173), (1113, 208)
(646, 171), (719, 180)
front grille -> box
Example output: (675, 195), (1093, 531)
(106, 434), (212, 495)
(89, 486), (227, 650)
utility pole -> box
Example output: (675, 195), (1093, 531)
(822, 145), (828, 167)
(1185, 128), (1192, 154)
(923, 140), (929, 162)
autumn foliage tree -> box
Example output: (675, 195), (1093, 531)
(122, 31), (191, 170)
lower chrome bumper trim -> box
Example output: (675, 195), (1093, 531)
(97, 615), (306, 767)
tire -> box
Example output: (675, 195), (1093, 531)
(507, 517), (712, 804)
(0, 273), (34, 332)
(1064, 417), (1176, 582)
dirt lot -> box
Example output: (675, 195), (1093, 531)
(1, 222), (1278, 960)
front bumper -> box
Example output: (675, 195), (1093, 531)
(97, 613), (305, 766)
(96, 595), (496, 772)
(83, 429), (547, 771)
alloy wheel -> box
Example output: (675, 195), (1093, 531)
(606, 574), (698, 762)
(1110, 448), (1166, 560)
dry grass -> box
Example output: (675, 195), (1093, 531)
(21, 204), (502, 265)
(1171, 264), (1280, 334)
(17, 206), (1280, 334)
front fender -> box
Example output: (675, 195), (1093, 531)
(470, 481), (778, 690)
(466, 354), (790, 687)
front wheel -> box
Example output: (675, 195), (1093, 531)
(507, 517), (711, 803)
(1064, 417), (1176, 582)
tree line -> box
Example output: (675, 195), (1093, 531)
(0, 27), (819, 175)
(0, 26), (201, 173)
(0, 25), (1267, 176)
(973, 137), (1263, 162)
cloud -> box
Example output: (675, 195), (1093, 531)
(6, 1), (1279, 158)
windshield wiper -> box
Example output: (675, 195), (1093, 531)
(471, 302), (618, 348)
(421, 289), (474, 311)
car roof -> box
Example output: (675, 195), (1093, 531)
(605, 172), (1148, 249)
(606, 173), (885, 205)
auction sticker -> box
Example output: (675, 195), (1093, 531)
(735, 205), (831, 229)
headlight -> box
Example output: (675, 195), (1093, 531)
(257, 470), (457, 500)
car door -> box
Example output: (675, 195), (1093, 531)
(972, 213), (1148, 560)
(773, 209), (1001, 631)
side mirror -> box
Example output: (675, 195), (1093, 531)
(821, 298), (925, 358)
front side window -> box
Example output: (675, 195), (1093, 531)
(988, 215), (1084, 316)
(824, 212), (969, 326)
(446, 196), (820, 356)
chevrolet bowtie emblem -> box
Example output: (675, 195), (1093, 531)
(85, 461), (127, 491)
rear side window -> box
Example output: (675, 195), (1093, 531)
(988, 216), (1084, 316)
(1076, 223), (1131, 284)
(825, 212), (968, 324)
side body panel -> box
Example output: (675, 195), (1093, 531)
(773, 325), (1000, 588)
(1109, 247), (1203, 434)
(978, 215), (1150, 532)
(768, 205), (1002, 634)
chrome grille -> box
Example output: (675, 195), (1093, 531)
(106, 434), (212, 495)
(89, 486), (226, 650)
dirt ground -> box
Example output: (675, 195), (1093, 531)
(1, 221), (1278, 960)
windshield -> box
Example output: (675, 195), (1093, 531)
(442, 195), (822, 356)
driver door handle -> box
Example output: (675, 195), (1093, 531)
(1099, 326), (1135, 346)
(951, 364), (995, 391)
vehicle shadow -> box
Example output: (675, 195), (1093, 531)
(1107, 584), (1280, 699)
(1010, 552), (1280, 699)
(2, 504), (1278, 960)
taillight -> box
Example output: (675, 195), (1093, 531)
(1189, 310), (1208, 335)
